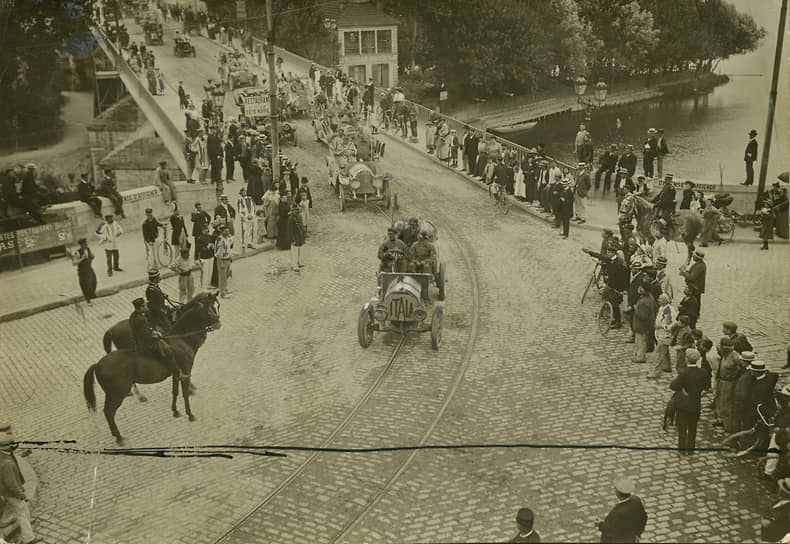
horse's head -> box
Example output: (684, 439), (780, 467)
(202, 291), (222, 332)
(173, 292), (222, 334)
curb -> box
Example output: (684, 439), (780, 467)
(0, 242), (275, 324)
(375, 130), (787, 245)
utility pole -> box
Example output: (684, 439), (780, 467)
(757, 0), (787, 205)
(266, 0), (281, 192)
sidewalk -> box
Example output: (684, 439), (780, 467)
(373, 125), (785, 245)
(0, 227), (273, 323)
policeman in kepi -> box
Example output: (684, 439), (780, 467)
(129, 298), (183, 379)
(145, 269), (177, 331)
(378, 227), (407, 273)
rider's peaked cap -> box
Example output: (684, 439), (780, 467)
(132, 298), (146, 309)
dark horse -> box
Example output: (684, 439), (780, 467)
(84, 292), (221, 444)
(103, 297), (200, 401)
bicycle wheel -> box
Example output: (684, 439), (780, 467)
(581, 271), (596, 305)
(597, 301), (614, 335)
(157, 241), (174, 267)
(501, 194), (511, 215)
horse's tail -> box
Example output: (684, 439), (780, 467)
(103, 329), (114, 353)
(83, 364), (98, 412)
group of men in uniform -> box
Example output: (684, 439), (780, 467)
(377, 217), (437, 277)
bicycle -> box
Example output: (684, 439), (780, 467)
(580, 248), (608, 304)
(597, 286), (624, 336)
(153, 224), (174, 267)
(488, 182), (511, 215)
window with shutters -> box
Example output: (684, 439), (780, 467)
(361, 31), (376, 54)
(344, 31), (360, 55)
(376, 30), (392, 54)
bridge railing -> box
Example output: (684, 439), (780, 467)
(92, 26), (189, 175)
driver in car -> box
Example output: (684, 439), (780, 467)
(378, 227), (407, 272)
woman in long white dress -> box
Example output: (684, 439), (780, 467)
(514, 164), (527, 200)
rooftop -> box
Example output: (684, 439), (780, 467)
(322, 1), (400, 28)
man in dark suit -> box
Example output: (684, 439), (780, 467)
(595, 144), (618, 194)
(214, 194), (236, 235)
(207, 127), (223, 185)
(643, 128), (658, 179)
(742, 129), (758, 185)
(656, 129), (670, 178)
(670, 349), (708, 454)
(466, 131), (478, 176)
(595, 477), (647, 543)
(616, 145), (637, 194)
(190, 202), (211, 258)
(680, 249), (706, 314)
(77, 173), (102, 218)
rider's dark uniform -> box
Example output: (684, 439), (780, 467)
(129, 301), (181, 377)
(651, 183), (676, 224)
(146, 282), (173, 332)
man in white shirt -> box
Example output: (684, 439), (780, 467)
(96, 214), (123, 276)
(647, 293), (677, 379)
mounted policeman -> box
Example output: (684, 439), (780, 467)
(128, 297), (183, 379)
(145, 269), (178, 331)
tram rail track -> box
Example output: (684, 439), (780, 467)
(212, 168), (482, 544)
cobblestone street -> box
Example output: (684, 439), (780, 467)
(2, 20), (789, 544)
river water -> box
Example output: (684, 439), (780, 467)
(508, 0), (789, 185)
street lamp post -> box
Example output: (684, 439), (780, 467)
(573, 77), (608, 126)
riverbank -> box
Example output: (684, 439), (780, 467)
(450, 72), (729, 131)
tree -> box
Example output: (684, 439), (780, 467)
(0, 0), (90, 146)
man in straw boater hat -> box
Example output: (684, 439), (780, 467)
(0, 423), (40, 543)
(594, 477), (647, 543)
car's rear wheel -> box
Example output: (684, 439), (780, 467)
(430, 306), (443, 350)
(357, 304), (375, 348)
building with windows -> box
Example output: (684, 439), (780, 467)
(325, 0), (399, 88)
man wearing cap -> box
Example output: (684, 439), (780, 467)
(378, 228), (407, 273)
(595, 477), (647, 543)
(155, 160), (178, 204)
(714, 337), (744, 431)
(616, 145), (637, 190)
(669, 348), (707, 453)
(78, 173), (103, 218)
(654, 255), (673, 301)
(169, 247), (199, 303)
(98, 168), (125, 218)
(0, 428), (39, 544)
(679, 249), (706, 314)
(558, 178), (575, 239)
(742, 129), (758, 185)
(407, 232), (437, 281)
(96, 214), (123, 277)
(510, 507), (540, 543)
(573, 163), (591, 224)
(236, 187), (256, 250)
(650, 176), (676, 224)
(129, 298), (182, 379)
(643, 128), (658, 179)
(142, 208), (165, 270)
(145, 269), (175, 331)
(190, 203), (211, 258)
(214, 194), (236, 236)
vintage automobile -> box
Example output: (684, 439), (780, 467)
(393, 219), (447, 300)
(329, 160), (394, 212)
(143, 21), (163, 45)
(226, 53), (259, 91)
(358, 243), (445, 350)
(174, 35), (196, 57)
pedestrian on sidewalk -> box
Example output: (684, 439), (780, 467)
(195, 225), (213, 288)
(96, 214), (123, 276)
(558, 180), (574, 239)
(742, 129), (758, 185)
(170, 246), (199, 303)
(98, 169), (125, 218)
(78, 173), (103, 218)
(573, 162), (591, 224)
(142, 208), (165, 270)
(178, 81), (188, 109)
(214, 226), (234, 298)
(574, 124), (590, 163)
(656, 129), (670, 179)
(296, 185), (311, 233)
(0, 430), (40, 544)
(72, 237), (97, 305)
(170, 204), (189, 251)
(713, 336), (744, 432)
(595, 144), (618, 195)
(648, 294), (676, 379)
(510, 507), (540, 543)
(214, 194), (236, 236)
(594, 477), (647, 543)
(632, 285), (656, 364)
(155, 160), (178, 205)
(669, 348), (707, 455)
(224, 138), (236, 182)
(759, 200), (775, 250)
(190, 202), (211, 259)
(276, 194), (292, 250)
(679, 249), (706, 314)
(643, 128), (658, 179)
(288, 204), (305, 272)
(236, 187), (256, 250)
